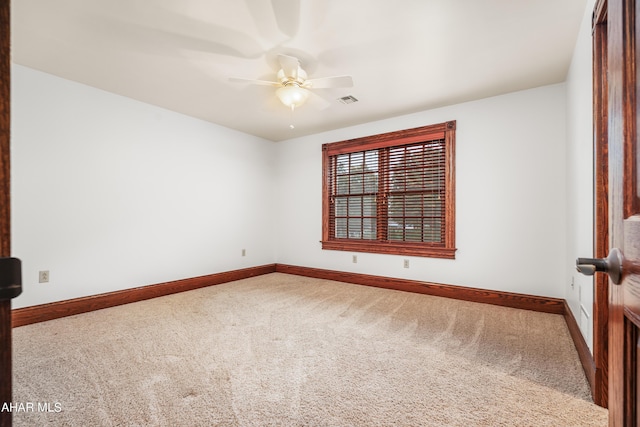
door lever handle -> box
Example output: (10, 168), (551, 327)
(576, 248), (623, 285)
(0, 257), (21, 300)
(576, 263), (597, 276)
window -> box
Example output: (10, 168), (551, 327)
(321, 121), (456, 259)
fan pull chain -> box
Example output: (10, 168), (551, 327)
(289, 105), (296, 129)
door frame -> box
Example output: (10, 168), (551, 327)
(592, 0), (610, 409)
(0, 0), (12, 426)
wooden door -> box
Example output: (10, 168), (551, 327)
(0, 1), (12, 426)
(606, 0), (640, 424)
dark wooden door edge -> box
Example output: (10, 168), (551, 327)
(0, 0), (12, 425)
(592, 0), (609, 408)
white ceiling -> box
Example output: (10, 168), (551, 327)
(11, 0), (587, 142)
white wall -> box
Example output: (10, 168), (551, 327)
(11, 65), (276, 309)
(12, 33), (589, 309)
(275, 84), (568, 298)
(565, 0), (597, 351)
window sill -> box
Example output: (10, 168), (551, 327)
(321, 240), (457, 259)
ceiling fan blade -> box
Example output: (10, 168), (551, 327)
(304, 75), (354, 89)
(229, 77), (281, 87)
(243, 0), (287, 44)
(271, 0), (301, 38)
(308, 91), (332, 110)
(278, 54), (300, 79)
(95, 6), (264, 59)
(244, 0), (300, 40)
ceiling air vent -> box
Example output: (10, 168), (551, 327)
(338, 95), (358, 104)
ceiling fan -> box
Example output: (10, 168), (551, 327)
(230, 54), (354, 111)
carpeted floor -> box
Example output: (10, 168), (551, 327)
(11, 273), (608, 426)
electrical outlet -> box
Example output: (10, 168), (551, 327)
(242, 249), (246, 257)
(352, 255), (358, 263)
(39, 270), (49, 283)
(403, 259), (410, 269)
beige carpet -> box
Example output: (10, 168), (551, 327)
(11, 273), (607, 426)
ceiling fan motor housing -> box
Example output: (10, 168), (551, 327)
(277, 67), (308, 87)
(230, 54), (353, 111)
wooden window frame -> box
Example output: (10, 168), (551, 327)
(321, 121), (456, 259)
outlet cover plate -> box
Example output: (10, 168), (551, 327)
(39, 270), (49, 283)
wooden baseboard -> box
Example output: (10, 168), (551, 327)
(11, 263), (568, 327)
(563, 301), (597, 401)
(275, 264), (565, 314)
(12, 264), (276, 327)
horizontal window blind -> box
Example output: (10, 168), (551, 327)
(322, 121), (456, 259)
(387, 139), (446, 244)
(327, 140), (445, 244)
(329, 150), (379, 240)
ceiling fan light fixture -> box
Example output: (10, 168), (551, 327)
(276, 84), (310, 108)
